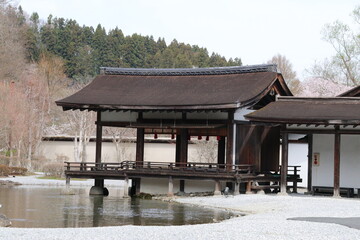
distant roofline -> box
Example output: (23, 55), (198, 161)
(277, 96), (360, 102)
(100, 64), (278, 76)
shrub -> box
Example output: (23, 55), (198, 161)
(9, 167), (27, 176)
(42, 163), (64, 177)
(0, 165), (10, 176)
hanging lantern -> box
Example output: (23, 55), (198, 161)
(217, 136), (221, 141)
(171, 133), (175, 139)
(206, 135), (210, 141)
(154, 131), (158, 139)
(198, 135), (202, 140)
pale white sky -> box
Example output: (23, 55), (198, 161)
(17, 0), (359, 79)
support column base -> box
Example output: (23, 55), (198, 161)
(89, 186), (108, 196)
(214, 191), (221, 196)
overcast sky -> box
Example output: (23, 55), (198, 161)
(17, 0), (359, 79)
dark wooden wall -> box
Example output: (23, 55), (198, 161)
(260, 126), (280, 172)
(235, 124), (280, 172)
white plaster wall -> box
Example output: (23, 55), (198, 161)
(312, 134), (334, 187)
(312, 134), (360, 189)
(140, 178), (222, 195)
(40, 139), (214, 164)
(288, 143), (308, 187)
(234, 108), (254, 121)
(140, 178), (180, 194)
(102, 111), (138, 122)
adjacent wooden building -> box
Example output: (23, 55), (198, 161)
(245, 95), (360, 197)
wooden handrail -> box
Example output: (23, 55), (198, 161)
(64, 161), (254, 174)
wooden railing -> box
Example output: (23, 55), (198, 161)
(64, 161), (254, 175)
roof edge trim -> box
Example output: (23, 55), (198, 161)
(100, 64), (278, 76)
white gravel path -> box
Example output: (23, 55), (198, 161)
(0, 176), (359, 240)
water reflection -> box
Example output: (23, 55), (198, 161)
(0, 186), (234, 228)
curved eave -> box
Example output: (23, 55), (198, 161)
(239, 74), (292, 108)
(56, 102), (241, 112)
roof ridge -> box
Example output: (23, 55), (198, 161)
(100, 64), (278, 76)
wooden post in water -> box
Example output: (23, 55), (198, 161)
(66, 176), (70, 187)
(124, 176), (129, 198)
(179, 180), (185, 194)
(94, 111), (104, 188)
(168, 176), (174, 197)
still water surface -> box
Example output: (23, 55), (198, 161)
(0, 186), (233, 228)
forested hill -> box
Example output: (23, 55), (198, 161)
(27, 13), (242, 79)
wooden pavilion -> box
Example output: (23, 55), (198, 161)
(56, 64), (298, 196)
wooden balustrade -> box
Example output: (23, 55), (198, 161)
(64, 161), (254, 174)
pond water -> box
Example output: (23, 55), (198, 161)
(0, 186), (234, 228)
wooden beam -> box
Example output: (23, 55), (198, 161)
(282, 128), (360, 135)
(334, 127), (341, 197)
(307, 134), (313, 192)
(280, 130), (288, 194)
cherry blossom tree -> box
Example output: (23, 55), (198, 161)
(297, 77), (351, 97)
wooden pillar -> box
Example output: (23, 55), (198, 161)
(95, 111), (103, 187)
(66, 176), (70, 188)
(307, 134), (313, 193)
(246, 181), (253, 194)
(136, 128), (144, 164)
(217, 136), (226, 166)
(280, 130), (288, 194)
(131, 178), (141, 196)
(124, 176), (129, 198)
(334, 127), (341, 197)
(226, 111), (235, 171)
(234, 181), (240, 195)
(179, 180), (185, 193)
(168, 176), (174, 197)
(214, 180), (221, 195)
(179, 129), (188, 166)
(95, 111), (102, 164)
(175, 133), (181, 165)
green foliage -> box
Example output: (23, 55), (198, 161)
(27, 15), (242, 80)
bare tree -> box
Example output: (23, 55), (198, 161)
(307, 6), (360, 86)
(267, 54), (301, 95)
(191, 138), (218, 163)
(104, 127), (135, 162)
(0, 3), (26, 82)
